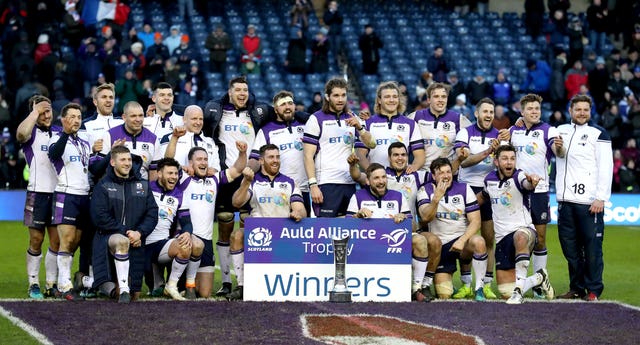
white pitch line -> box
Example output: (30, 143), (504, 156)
(0, 305), (54, 345)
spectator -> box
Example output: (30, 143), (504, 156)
(567, 16), (585, 67)
(427, 46), (450, 83)
(629, 66), (640, 97)
(606, 48), (622, 75)
(179, 60), (206, 106)
(0, 94), (9, 130)
(466, 70), (491, 107)
(589, 56), (609, 112)
(307, 92), (323, 114)
(521, 59), (551, 98)
(127, 42), (147, 81)
(582, 50), (598, 73)
(79, 38), (103, 99)
(548, 0), (571, 26)
(492, 104), (511, 130)
(309, 29), (330, 75)
(162, 58), (181, 92)
(178, 0), (195, 19)
(612, 149), (623, 191)
(0, 127), (18, 188)
(99, 38), (120, 84)
(285, 25), (307, 75)
(543, 10), (568, 61)
(240, 24), (262, 75)
(145, 32), (171, 84)
(172, 34), (199, 74)
(452, 93), (472, 121)
(358, 24), (383, 75)
(445, 71), (463, 108)
(33, 33), (51, 66)
(205, 25), (231, 73)
(62, 0), (84, 49)
(600, 104), (623, 148)
(619, 159), (640, 193)
(115, 68), (145, 114)
(137, 22), (155, 54)
(492, 70), (513, 107)
(164, 25), (182, 55)
(548, 109), (567, 127)
(525, 0), (545, 38)
(608, 68), (627, 103)
(550, 47), (568, 111)
(586, 0), (608, 56)
(323, 0), (343, 60)
(621, 137), (640, 164)
(564, 60), (588, 100)
(290, 0), (312, 28)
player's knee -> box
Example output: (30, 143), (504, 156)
(411, 234), (428, 257)
(29, 233), (45, 250)
(469, 235), (486, 252)
(435, 281), (453, 299)
(498, 282), (516, 299)
(191, 235), (204, 255)
(218, 212), (234, 223)
(109, 234), (130, 252)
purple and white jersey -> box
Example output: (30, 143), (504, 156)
(48, 133), (90, 195)
(483, 169), (533, 243)
(146, 180), (190, 245)
(22, 125), (60, 193)
(251, 120), (308, 192)
(247, 172), (303, 217)
(303, 111), (361, 185)
(416, 181), (479, 244)
(180, 171), (230, 240)
(355, 114), (423, 167)
(510, 123), (559, 193)
(408, 109), (470, 169)
(98, 125), (162, 180)
(218, 105), (255, 168)
(385, 167), (425, 219)
(143, 112), (183, 139)
(455, 124), (500, 187)
(79, 114), (123, 150)
(347, 188), (410, 219)
(160, 131), (220, 172)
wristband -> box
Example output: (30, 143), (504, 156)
(308, 177), (317, 186)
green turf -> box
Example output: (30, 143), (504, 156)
(1, 221), (639, 342)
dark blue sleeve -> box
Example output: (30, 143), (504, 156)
(48, 132), (69, 161)
(90, 182), (127, 234)
(177, 212), (193, 234)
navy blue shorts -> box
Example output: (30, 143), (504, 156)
(216, 177), (241, 213)
(313, 183), (356, 217)
(530, 192), (551, 225)
(495, 228), (537, 271)
(24, 191), (53, 230)
(146, 239), (171, 268)
(471, 186), (492, 221)
(52, 192), (91, 228)
(195, 234), (215, 268)
(436, 237), (466, 274)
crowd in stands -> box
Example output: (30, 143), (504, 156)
(0, 0), (639, 192)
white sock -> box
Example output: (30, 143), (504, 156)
(57, 252), (73, 292)
(26, 249), (42, 285)
(412, 257), (428, 288)
(472, 253), (488, 291)
(522, 273), (543, 293)
(44, 248), (58, 288)
(230, 249), (244, 286)
(421, 272), (434, 288)
(533, 249), (547, 272)
(483, 272), (494, 285)
(186, 255), (201, 287)
(514, 254), (530, 291)
(114, 253), (130, 294)
(217, 242), (231, 284)
(168, 257), (189, 285)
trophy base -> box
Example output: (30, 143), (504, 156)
(329, 291), (352, 303)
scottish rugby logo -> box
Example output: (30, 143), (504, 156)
(248, 227), (273, 251)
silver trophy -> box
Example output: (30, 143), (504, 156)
(329, 235), (352, 302)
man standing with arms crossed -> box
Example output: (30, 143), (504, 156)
(555, 95), (612, 301)
(510, 93), (565, 298)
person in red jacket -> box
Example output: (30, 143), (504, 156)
(241, 24), (262, 75)
(564, 60), (588, 100)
